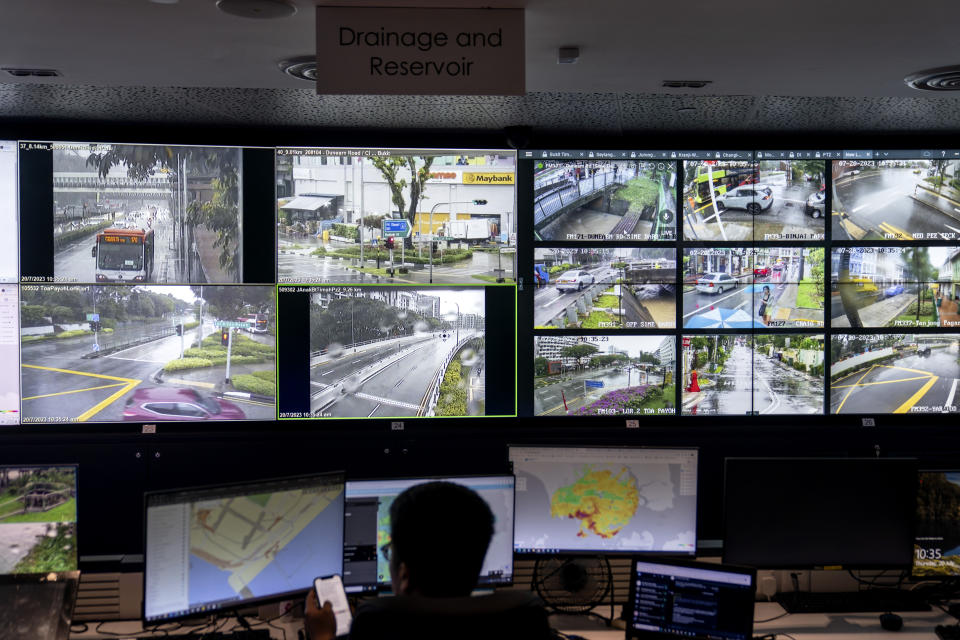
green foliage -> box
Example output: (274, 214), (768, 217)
(616, 176), (659, 211)
(807, 247), (825, 300)
(251, 369), (276, 382)
(370, 156), (436, 223)
(610, 261), (628, 269)
(548, 263), (580, 275)
(534, 357), (549, 377)
(561, 343), (600, 360)
(0, 499), (77, 524)
(13, 523), (77, 574)
(435, 356), (467, 416)
(331, 223), (360, 241)
(796, 279), (823, 309)
(231, 374), (276, 397)
(164, 357), (213, 372)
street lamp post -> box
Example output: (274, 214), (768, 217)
(454, 301), (460, 345)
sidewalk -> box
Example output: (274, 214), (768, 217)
(911, 187), (960, 223)
(940, 296), (960, 326)
(770, 282), (825, 325)
(832, 292), (915, 327)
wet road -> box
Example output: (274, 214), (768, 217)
(278, 250), (370, 283)
(0, 523), (49, 573)
(833, 168), (960, 239)
(683, 344), (822, 415)
(535, 366), (663, 416)
(831, 344), (960, 414)
(682, 280), (753, 324)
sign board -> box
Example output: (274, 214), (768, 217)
(500, 232), (508, 243)
(382, 218), (412, 238)
(214, 320), (252, 329)
(584, 380), (604, 389)
(682, 337), (691, 347)
(85, 313), (100, 321)
(316, 7), (525, 95)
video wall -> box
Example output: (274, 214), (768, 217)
(2, 139), (960, 425)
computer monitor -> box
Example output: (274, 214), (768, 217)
(914, 470), (960, 577)
(342, 475), (515, 593)
(625, 558), (756, 640)
(723, 458), (918, 568)
(508, 446), (698, 554)
(0, 465), (78, 575)
(143, 471), (345, 622)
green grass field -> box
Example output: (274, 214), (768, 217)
(0, 498), (76, 524)
(795, 279), (823, 309)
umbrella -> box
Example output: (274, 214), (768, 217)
(685, 306), (767, 329)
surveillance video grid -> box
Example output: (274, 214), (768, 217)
(533, 159), (678, 242)
(830, 334), (960, 414)
(308, 286), (487, 419)
(533, 335), (676, 417)
(534, 247), (676, 330)
(19, 284), (276, 423)
(276, 148), (517, 285)
(681, 334), (825, 416)
(832, 159), (960, 241)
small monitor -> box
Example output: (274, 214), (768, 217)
(626, 559), (756, 640)
(342, 475), (514, 593)
(144, 471), (345, 622)
(915, 470), (960, 577)
(723, 458), (918, 568)
(509, 446), (698, 554)
(0, 465), (78, 575)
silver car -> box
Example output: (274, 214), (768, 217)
(555, 269), (595, 292)
(718, 185), (774, 214)
(696, 272), (739, 294)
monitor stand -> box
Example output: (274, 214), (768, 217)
(775, 589), (930, 613)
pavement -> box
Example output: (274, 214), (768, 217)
(831, 290), (918, 327)
(831, 345), (960, 414)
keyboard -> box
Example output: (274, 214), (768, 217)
(937, 625), (960, 640)
(179, 631), (272, 640)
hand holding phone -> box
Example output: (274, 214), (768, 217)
(314, 574), (352, 637)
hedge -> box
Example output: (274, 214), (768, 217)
(231, 374), (276, 397)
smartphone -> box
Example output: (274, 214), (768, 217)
(314, 574), (352, 637)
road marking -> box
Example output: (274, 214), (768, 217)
(367, 404), (381, 418)
(353, 392), (420, 411)
(893, 375), (939, 413)
(682, 287), (746, 318)
(945, 379), (959, 413)
(22, 382), (127, 401)
(225, 397), (275, 407)
(878, 222), (911, 240)
(107, 356), (168, 364)
(163, 377), (216, 390)
(877, 364), (937, 376)
(947, 225), (960, 235)
(835, 365), (877, 413)
(831, 375), (932, 388)
(21, 364), (142, 422)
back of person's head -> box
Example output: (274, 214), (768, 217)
(389, 481), (494, 597)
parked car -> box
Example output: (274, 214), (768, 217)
(882, 284), (905, 298)
(555, 269), (595, 292)
(696, 272), (739, 294)
(754, 266), (770, 277)
(805, 191), (825, 218)
(122, 387), (246, 421)
(717, 184), (774, 214)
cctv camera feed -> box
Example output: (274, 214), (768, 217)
(681, 334), (825, 416)
(831, 247), (960, 328)
(509, 446), (698, 554)
(534, 335), (676, 417)
(302, 285), (506, 419)
(832, 157), (960, 241)
(24, 142), (246, 284)
(532, 158), (678, 242)
(0, 466), (77, 574)
(534, 247), (675, 329)
(681, 159), (826, 241)
(276, 147), (516, 285)
(0, 142), (19, 282)
(19, 284), (276, 423)
(915, 471), (960, 577)
(830, 334), (960, 414)
(683, 248), (825, 329)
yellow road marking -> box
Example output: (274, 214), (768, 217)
(23, 383), (126, 401)
(22, 364), (141, 422)
(832, 375), (932, 389)
(835, 365), (877, 413)
(878, 364), (936, 376)
(164, 377), (216, 390)
(878, 222), (912, 240)
(894, 375), (940, 413)
(226, 397), (275, 407)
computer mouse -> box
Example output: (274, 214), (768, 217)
(880, 613), (903, 631)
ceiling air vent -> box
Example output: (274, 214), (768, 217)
(278, 56), (317, 82)
(662, 80), (711, 89)
(3, 68), (61, 77)
(905, 66), (960, 91)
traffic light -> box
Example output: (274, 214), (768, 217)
(175, 324), (183, 336)
(386, 236), (395, 250)
(431, 242), (438, 253)
(472, 199), (487, 205)
(88, 321), (96, 332)
(220, 329), (229, 346)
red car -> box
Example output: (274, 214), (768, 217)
(122, 387), (246, 421)
(754, 266), (770, 277)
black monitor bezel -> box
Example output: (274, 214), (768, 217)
(141, 469), (346, 624)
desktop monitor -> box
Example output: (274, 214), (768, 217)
(723, 458), (918, 568)
(508, 446), (698, 554)
(914, 470), (960, 577)
(625, 558), (756, 640)
(0, 465), (78, 575)
(143, 471), (345, 622)
(342, 475), (515, 593)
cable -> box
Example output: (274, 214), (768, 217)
(69, 622), (89, 634)
(755, 610), (791, 624)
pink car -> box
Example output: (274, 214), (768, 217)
(122, 387), (246, 421)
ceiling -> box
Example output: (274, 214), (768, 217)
(2, 0), (960, 133)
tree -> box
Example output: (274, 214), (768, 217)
(369, 156), (436, 225)
(190, 286), (271, 324)
(561, 343), (600, 360)
(534, 357), (549, 377)
(807, 247), (825, 300)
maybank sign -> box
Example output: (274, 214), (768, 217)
(316, 7), (524, 95)
(463, 172), (515, 185)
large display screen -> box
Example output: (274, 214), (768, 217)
(509, 446), (698, 554)
(915, 470), (960, 577)
(0, 465), (78, 575)
(144, 472), (345, 621)
(0, 141), (19, 283)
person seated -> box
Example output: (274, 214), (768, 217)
(305, 481), (551, 640)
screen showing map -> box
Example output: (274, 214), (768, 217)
(144, 472), (345, 622)
(0, 465), (78, 575)
(509, 446), (697, 554)
(342, 476), (514, 592)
